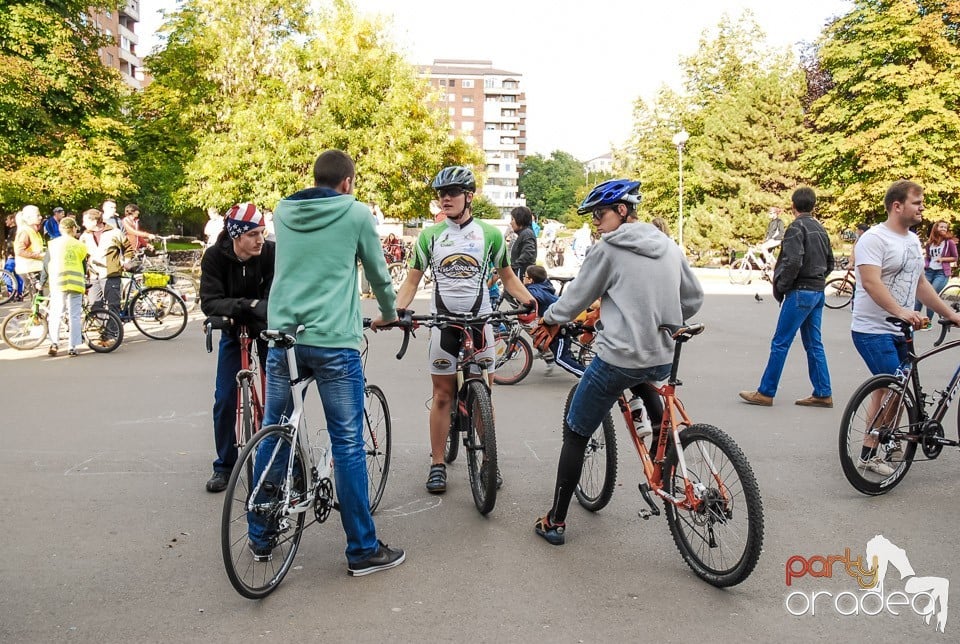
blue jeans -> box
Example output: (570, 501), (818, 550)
(212, 333), (267, 473)
(851, 331), (908, 376)
(758, 289), (831, 398)
(915, 268), (948, 319)
(566, 356), (671, 438)
(248, 345), (378, 564)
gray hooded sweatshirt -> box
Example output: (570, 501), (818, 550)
(542, 223), (703, 369)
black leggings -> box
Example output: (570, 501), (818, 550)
(549, 382), (664, 524)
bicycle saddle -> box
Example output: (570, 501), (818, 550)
(658, 323), (705, 341)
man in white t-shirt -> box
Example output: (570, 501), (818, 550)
(851, 180), (960, 475)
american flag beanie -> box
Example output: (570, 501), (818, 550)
(225, 203), (264, 239)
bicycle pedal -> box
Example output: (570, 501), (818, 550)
(638, 508), (653, 520)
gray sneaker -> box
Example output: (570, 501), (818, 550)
(348, 541), (405, 577)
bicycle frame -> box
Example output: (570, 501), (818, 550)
(621, 326), (731, 516)
(235, 324), (265, 447)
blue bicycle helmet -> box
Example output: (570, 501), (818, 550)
(431, 166), (476, 192)
(577, 179), (642, 214)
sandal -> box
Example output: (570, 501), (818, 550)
(425, 463), (447, 494)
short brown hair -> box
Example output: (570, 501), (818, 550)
(525, 264), (548, 283)
(124, 203), (139, 216)
(884, 180), (923, 212)
(82, 208), (103, 223)
(313, 150), (355, 189)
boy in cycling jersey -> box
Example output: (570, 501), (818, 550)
(389, 166), (536, 494)
(530, 179), (703, 545)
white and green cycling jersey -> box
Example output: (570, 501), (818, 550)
(411, 217), (509, 315)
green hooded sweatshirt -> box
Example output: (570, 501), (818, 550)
(268, 187), (396, 349)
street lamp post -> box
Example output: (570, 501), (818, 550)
(672, 129), (689, 252)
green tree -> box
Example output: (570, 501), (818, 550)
(804, 0), (960, 225)
(470, 194), (500, 220)
(518, 151), (586, 222)
(133, 0), (474, 226)
(0, 1), (134, 211)
(620, 13), (807, 256)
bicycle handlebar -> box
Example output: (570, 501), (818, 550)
(203, 316), (232, 353)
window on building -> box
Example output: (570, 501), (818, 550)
(105, 9), (111, 18)
(486, 164), (499, 173)
(462, 95), (474, 103)
(502, 95), (516, 103)
(439, 79), (447, 86)
(121, 36), (131, 51)
(502, 109), (516, 117)
(484, 78), (495, 88)
(461, 107), (474, 117)
(503, 80), (518, 89)
(449, 107), (455, 116)
(461, 121), (474, 131)
(462, 79), (474, 88)
(504, 164), (512, 172)
(485, 123), (497, 130)
(449, 79), (456, 87)
(500, 137), (515, 145)
(105, 28), (113, 41)
(447, 93), (456, 102)
(106, 52), (114, 66)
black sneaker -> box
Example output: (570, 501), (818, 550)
(205, 471), (229, 493)
(248, 541), (274, 563)
(535, 513), (566, 546)
(348, 541), (406, 577)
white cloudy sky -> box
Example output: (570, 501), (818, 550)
(139, 0), (853, 160)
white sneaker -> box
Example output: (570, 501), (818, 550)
(543, 362), (555, 376)
(858, 455), (895, 477)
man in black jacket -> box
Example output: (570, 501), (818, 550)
(509, 206), (538, 281)
(199, 203), (275, 492)
(740, 187), (835, 408)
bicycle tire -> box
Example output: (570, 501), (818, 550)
(364, 384), (392, 513)
(0, 269), (16, 305)
(237, 377), (258, 483)
(728, 257), (753, 285)
(663, 424), (764, 587)
(387, 262), (408, 290)
(824, 277), (855, 309)
(493, 331), (533, 385)
(563, 383), (617, 511)
(83, 309), (123, 353)
(169, 272), (200, 313)
(464, 379), (498, 515)
(2, 308), (47, 350)
(939, 283), (960, 307)
(130, 287), (187, 340)
(221, 425), (306, 599)
(838, 375), (918, 496)
(443, 422), (459, 464)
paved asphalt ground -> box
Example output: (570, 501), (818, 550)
(2, 268), (958, 642)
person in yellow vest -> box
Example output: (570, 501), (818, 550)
(46, 217), (88, 357)
(14, 205), (45, 297)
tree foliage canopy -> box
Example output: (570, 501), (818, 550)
(803, 0), (960, 226)
(518, 151), (585, 223)
(0, 1), (133, 211)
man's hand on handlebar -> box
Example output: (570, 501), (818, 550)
(517, 300), (538, 325)
(369, 313), (399, 332)
(896, 307), (926, 330)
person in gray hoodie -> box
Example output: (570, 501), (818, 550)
(529, 179), (703, 546)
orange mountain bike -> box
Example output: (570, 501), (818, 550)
(569, 322), (764, 587)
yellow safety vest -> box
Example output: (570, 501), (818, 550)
(49, 236), (88, 294)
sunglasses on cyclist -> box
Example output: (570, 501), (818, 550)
(437, 187), (466, 199)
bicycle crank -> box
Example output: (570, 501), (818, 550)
(313, 478), (335, 523)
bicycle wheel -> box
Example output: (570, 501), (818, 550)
(663, 424), (764, 587)
(838, 375), (918, 496)
(939, 283), (960, 307)
(443, 422), (459, 464)
(83, 309), (123, 353)
(0, 269), (16, 305)
(493, 331), (533, 385)
(169, 272), (200, 313)
(387, 262), (408, 290)
(130, 287), (187, 340)
(728, 258), (753, 285)
(222, 425), (307, 599)
(364, 384), (392, 512)
(464, 379), (498, 515)
(2, 308), (47, 350)
(563, 384), (617, 511)
(824, 277), (855, 309)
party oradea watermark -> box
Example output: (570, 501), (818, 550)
(784, 534), (949, 633)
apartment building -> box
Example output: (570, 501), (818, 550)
(91, 1), (144, 88)
(419, 59), (527, 214)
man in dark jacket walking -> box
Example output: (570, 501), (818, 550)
(509, 206), (538, 281)
(199, 203), (275, 492)
(740, 187), (835, 407)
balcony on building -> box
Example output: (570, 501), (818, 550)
(122, 1), (140, 22)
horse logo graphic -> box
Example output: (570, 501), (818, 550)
(866, 535), (948, 633)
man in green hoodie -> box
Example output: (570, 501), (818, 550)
(248, 149), (404, 576)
